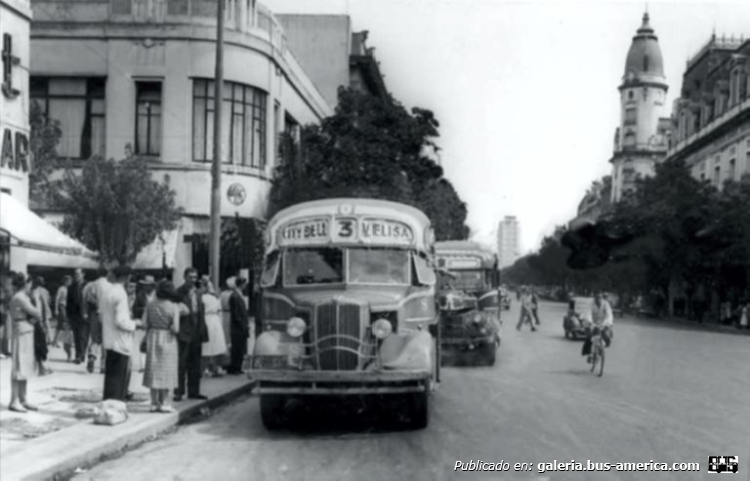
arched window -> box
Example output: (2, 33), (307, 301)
(624, 131), (636, 147)
(643, 55), (650, 71)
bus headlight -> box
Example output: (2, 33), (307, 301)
(473, 313), (483, 323)
(372, 318), (393, 339)
(286, 317), (306, 338)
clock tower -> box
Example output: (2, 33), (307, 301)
(610, 12), (671, 203)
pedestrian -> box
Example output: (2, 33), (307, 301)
(55, 276), (74, 362)
(132, 276), (156, 372)
(0, 272), (14, 359)
(738, 300), (748, 330)
(515, 288), (536, 332)
(67, 268), (88, 364)
(31, 276), (52, 376)
(200, 276), (227, 377)
(174, 267), (208, 401)
(8, 273), (42, 412)
(142, 280), (180, 413)
(101, 265), (141, 401)
(220, 277), (235, 351)
(84, 267), (112, 374)
(227, 277), (250, 374)
(531, 289), (541, 326)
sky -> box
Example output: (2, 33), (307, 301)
(263, 0), (750, 253)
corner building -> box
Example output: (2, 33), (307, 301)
(29, 0), (333, 284)
(665, 35), (750, 188)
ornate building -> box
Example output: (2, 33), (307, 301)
(610, 13), (671, 203)
(664, 34), (750, 188)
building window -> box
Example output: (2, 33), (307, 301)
(623, 131), (636, 147)
(624, 108), (637, 126)
(192, 79), (267, 168)
(714, 165), (721, 187)
(728, 158), (736, 182)
(643, 55), (649, 72)
(135, 81), (162, 156)
(30, 77), (106, 160)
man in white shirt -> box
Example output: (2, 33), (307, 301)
(84, 268), (111, 374)
(101, 266), (141, 401)
(582, 292), (614, 360)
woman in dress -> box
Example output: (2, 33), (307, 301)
(200, 276), (227, 377)
(8, 273), (42, 412)
(31, 277), (52, 375)
(142, 280), (181, 413)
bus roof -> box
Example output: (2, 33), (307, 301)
(434, 240), (497, 270)
(266, 198), (434, 253)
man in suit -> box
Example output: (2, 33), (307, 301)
(227, 277), (250, 375)
(67, 269), (88, 364)
(174, 267), (208, 401)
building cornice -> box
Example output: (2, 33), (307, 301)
(1, 0), (32, 20)
(30, 23), (333, 120)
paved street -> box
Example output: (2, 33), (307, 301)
(72, 301), (750, 481)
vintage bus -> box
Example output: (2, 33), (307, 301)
(250, 198), (440, 430)
(435, 241), (502, 366)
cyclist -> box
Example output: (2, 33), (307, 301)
(581, 291), (613, 362)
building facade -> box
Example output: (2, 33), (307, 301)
(610, 13), (671, 203)
(1, 0), (32, 272)
(496, 216), (520, 269)
(276, 14), (388, 104)
(29, 0), (333, 284)
(1, 0), (31, 207)
(665, 35), (750, 188)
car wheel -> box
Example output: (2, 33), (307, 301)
(408, 387), (429, 430)
(260, 394), (286, 430)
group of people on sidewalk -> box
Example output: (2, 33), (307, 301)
(1, 266), (257, 414)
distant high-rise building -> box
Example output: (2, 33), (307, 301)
(497, 216), (520, 269)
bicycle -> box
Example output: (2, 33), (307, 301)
(589, 327), (605, 377)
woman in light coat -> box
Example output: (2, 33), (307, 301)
(8, 273), (42, 412)
(201, 276), (227, 377)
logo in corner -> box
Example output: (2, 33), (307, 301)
(708, 456), (738, 474)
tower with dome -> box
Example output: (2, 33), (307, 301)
(610, 12), (672, 203)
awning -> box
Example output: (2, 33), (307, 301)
(133, 227), (181, 270)
(0, 192), (97, 260)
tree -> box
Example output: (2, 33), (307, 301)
(28, 101), (62, 204)
(269, 88), (470, 240)
(52, 155), (183, 266)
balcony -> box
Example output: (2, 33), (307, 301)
(31, 0), (287, 54)
(667, 97), (750, 160)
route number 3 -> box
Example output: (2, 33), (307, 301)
(337, 220), (355, 238)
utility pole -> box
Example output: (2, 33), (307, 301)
(209, 0), (224, 289)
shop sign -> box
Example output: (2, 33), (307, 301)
(278, 218), (330, 246)
(359, 218), (414, 246)
(0, 128), (29, 173)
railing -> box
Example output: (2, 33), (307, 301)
(687, 34), (746, 70)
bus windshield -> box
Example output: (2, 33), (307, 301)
(348, 248), (410, 285)
(451, 270), (488, 291)
(283, 248), (344, 285)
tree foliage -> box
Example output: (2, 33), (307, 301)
(269, 88), (470, 240)
(28, 101), (62, 204)
(52, 155), (183, 266)
(505, 159), (750, 313)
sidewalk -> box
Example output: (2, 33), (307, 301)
(619, 312), (750, 336)
(0, 345), (254, 481)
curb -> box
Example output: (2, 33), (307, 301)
(3, 380), (256, 481)
(623, 314), (750, 336)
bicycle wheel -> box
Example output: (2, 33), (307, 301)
(597, 347), (605, 377)
(590, 351), (597, 372)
